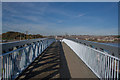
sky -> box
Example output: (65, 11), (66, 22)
(2, 2), (118, 35)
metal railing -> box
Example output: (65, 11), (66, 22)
(67, 38), (120, 58)
(62, 39), (120, 79)
(0, 38), (55, 80)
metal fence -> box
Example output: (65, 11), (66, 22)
(0, 38), (55, 80)
(62, 39), (120, 79)
(66, 38), (120, 58)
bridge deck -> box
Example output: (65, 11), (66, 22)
(16, 41), (98, 79)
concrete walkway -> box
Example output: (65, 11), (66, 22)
(62, 42), (98, 78)
(16, 41), (98, 79)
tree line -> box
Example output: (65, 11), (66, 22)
(2, 31), (44, 41)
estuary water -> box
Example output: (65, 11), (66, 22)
(100, 43), (120, 47)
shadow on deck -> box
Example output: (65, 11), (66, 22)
(16, 41), (71, 80)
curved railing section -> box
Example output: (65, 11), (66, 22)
(62, 39), (120, 79)
(66, 38), (120, 58)
(0, 38), (55, 80)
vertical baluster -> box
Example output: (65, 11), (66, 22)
(42, 41), (44, 51)
(88, 47), (90, 65)
(6, 55), (8, 79)
(107, 56), (109, 79)
(89, 48), (91, 67)
(101, 54), (104, 78)
(3, 56), (5, 79)
(114, 59), (116, 80)
(109, 57), (111, 78)
(9, 54), (11, 79)
(94, 50), (96, 72)
(42, 41), (43, 52)
(47, 40), (48, 48)
(41, 41), (42, 53)
(34, 43), (36, 60)
(42, 41), (44, 52)
(105, 56), (107, 79)
(5, 56), (7, 79)
(23, 49), (25, 69)
(97, 52), (98, 74)
(44, 40), (45, 49)
(20, 49), (24, 72)
(107, 57), (109, 79)
(0, 56), (1, 80)
(16, 53), (18, 76)
(102, 55), (104, 79)
(94, 51), (96, 73)
(43, 41), (44, 51)
(9, 54), (11, 80)
(14, 53), (17, 78)
(7, 55), (9, 79)
(39, 42), (40, 55)
(112, 58), (114, 78)
(4, 56), (6, 79)
(100, 54), (102, 78)
(39, 42), (41, 54)
(98, 52), (100, 75)
(12, 54), (14, 79)
(10, 54), (12, 79)
(35, 43), (37, 58)
(37, 42), (39, 56)
(41, 41), (42, 52)
(38, 42), (40, 55)
(45, 40), (46, 49)
(117, 60), (119, 80)
(102, 54), (105, 79)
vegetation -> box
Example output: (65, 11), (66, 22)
(2, 31), (44, 41)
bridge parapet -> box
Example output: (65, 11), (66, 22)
(67, 38), (120, 58)
(62, 39), (120, 79)
(0, 38), (55, 80)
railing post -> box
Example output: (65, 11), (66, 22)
(0, 56), (2, 80)
(117, 60), (119, 80)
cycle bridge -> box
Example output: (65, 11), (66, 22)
(0, 38), (120, 79)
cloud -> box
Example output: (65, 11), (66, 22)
(3, 2), (50, 16)
(2, 21), (58, 35)
(3, 4), (48, 24)
(2, 2), (117, 35)
(75, 13), (85, 18)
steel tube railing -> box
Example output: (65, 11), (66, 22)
(62, 39), (120, 79)
(0, 38), (55, 80)
(67, 38), (120, 58)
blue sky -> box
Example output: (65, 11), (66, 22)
(2, 2), (118, 35)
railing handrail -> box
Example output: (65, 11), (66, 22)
(63, 39), (120, 79)
(1, 38), (54, 54)
(0, 44), (33, 57)
(0, 38), (55, 79)
(82, 41), (120, 61)
(67, 38), (120, 58)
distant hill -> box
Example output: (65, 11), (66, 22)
(2, 31), (44, 41)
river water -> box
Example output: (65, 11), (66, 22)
(100, 43), (120, 47)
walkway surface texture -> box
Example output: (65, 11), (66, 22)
(16, 41), (98, 80)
